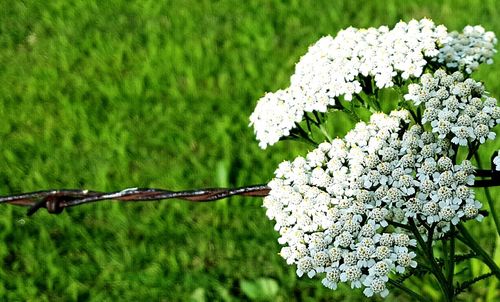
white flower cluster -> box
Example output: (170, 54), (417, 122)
(405, 70), (499, 146)
(263, 111), (482, 297)
(249, 88), (303, 148)
(250, 20), (498, 149)
(250, 19), (449, 149)
(436, 25), (497, 74)
(292, 19), (448, 94)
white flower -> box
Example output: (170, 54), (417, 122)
(322, 269), (340, 290)
(363, 276), (390, 298)
(249, 88), (304, 149)
(405, 70), (499, 147)
(395, 249), (418, 273)
(297, 257), (316, 278)
(435, 25), (497, 73)
(263, 110), (485, 296)
(251, 19), (451, 148)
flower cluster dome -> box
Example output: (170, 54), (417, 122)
(405, 70), (499, 146)
(250, 19), (497, 149)
(435, 25), (497, 74)
(263, 110), (482, 297)
(250, 19), (450, 149)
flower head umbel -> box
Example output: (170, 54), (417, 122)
(253, 18), (498, 299)
(251, 19), (449, 149)
(249, 88), (304, 149)
(405, 70), (499, 146)
(250, 19), (499, 149)
(263, 111), (482, 297)
(435, 25), (497, 74)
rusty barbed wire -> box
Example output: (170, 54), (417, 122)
(0, 185), (270, 216)
(0, 168), (497, 216)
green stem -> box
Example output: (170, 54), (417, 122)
(355, 93), (378, 113)
(305, 112), (320, 127)
(355, 94), (369, 110)
(442, 238), (449, 283)
(407, 107), (421, 126)
(466, 142), (479, 160)
(369, 94), (381, 111)
(313, 111), (323, 125)
(447, 226), (456, 293)
(305, 113), (313, 133)
(427, 223), (436, 251)
(319, 125), (332, 142)
(293, 123), (319, 147)
(387, 220), (412, 231)
(473, 152), (500, 236)
(484, 187), (500, 236)
(456, 223), (500, 279)
(388, 279), (427, 301)
(336, 101), (361, 122)
(416, 106), (422, 124)
(409, 218), (454, 302)
(456, 272), (495, 294)
(348, 101), (362, 121)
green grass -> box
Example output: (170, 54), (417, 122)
(0, 0), (499, 301)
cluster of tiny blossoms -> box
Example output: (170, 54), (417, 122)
(250, 19), (449, 149)
(435, 25), (497, 74)
(405, 69), (499, 146)
(263, 111), (482, 297)
(250, 20), (498, 149)
(291, 19), (448, 99)
(247, 88), (304, 147)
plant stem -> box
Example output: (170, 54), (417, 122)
(474, 169), (498, 177)
(355, 94), (370, 110)
(451, 144), (459, 165)
(409, 218), (454, 302)
(407, 107), (421, 126)
(305, 114), (313, 133)
(387, 220), (412, 231)
(442, 238), (449, 282)
(456, 223), (500, 279)
(293, 123), (319, 147)
(319, 124), (332, 142)
(348, 101), (362, 121)
(388, 279), (427, 301)
(455, 272), (495, 294)
(313, 111), (323, 125)
(336, 101), (361, 122)
(483, 186), (500, 235)
(369, 93), (381, 111)
(447, 226), (456, 293)
(416, 106), (422, 123)
(305, 112), (320, 127)
(474, 152), (500, 236)
(466, 142), (479, 160)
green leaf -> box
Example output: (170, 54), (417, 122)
(240, 278), (279, 301)
(189, 288), (206, 302)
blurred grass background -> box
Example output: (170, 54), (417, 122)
(0, 0), (499, 301)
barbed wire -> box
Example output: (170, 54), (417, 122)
(0, 168), (497, 216)
(0, 185), (270, 216)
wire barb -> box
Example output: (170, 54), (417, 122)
(0, 185), (270, 216)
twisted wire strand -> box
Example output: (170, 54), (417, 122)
(0, 168), (497, 216)
(0, 185), (270, 216)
